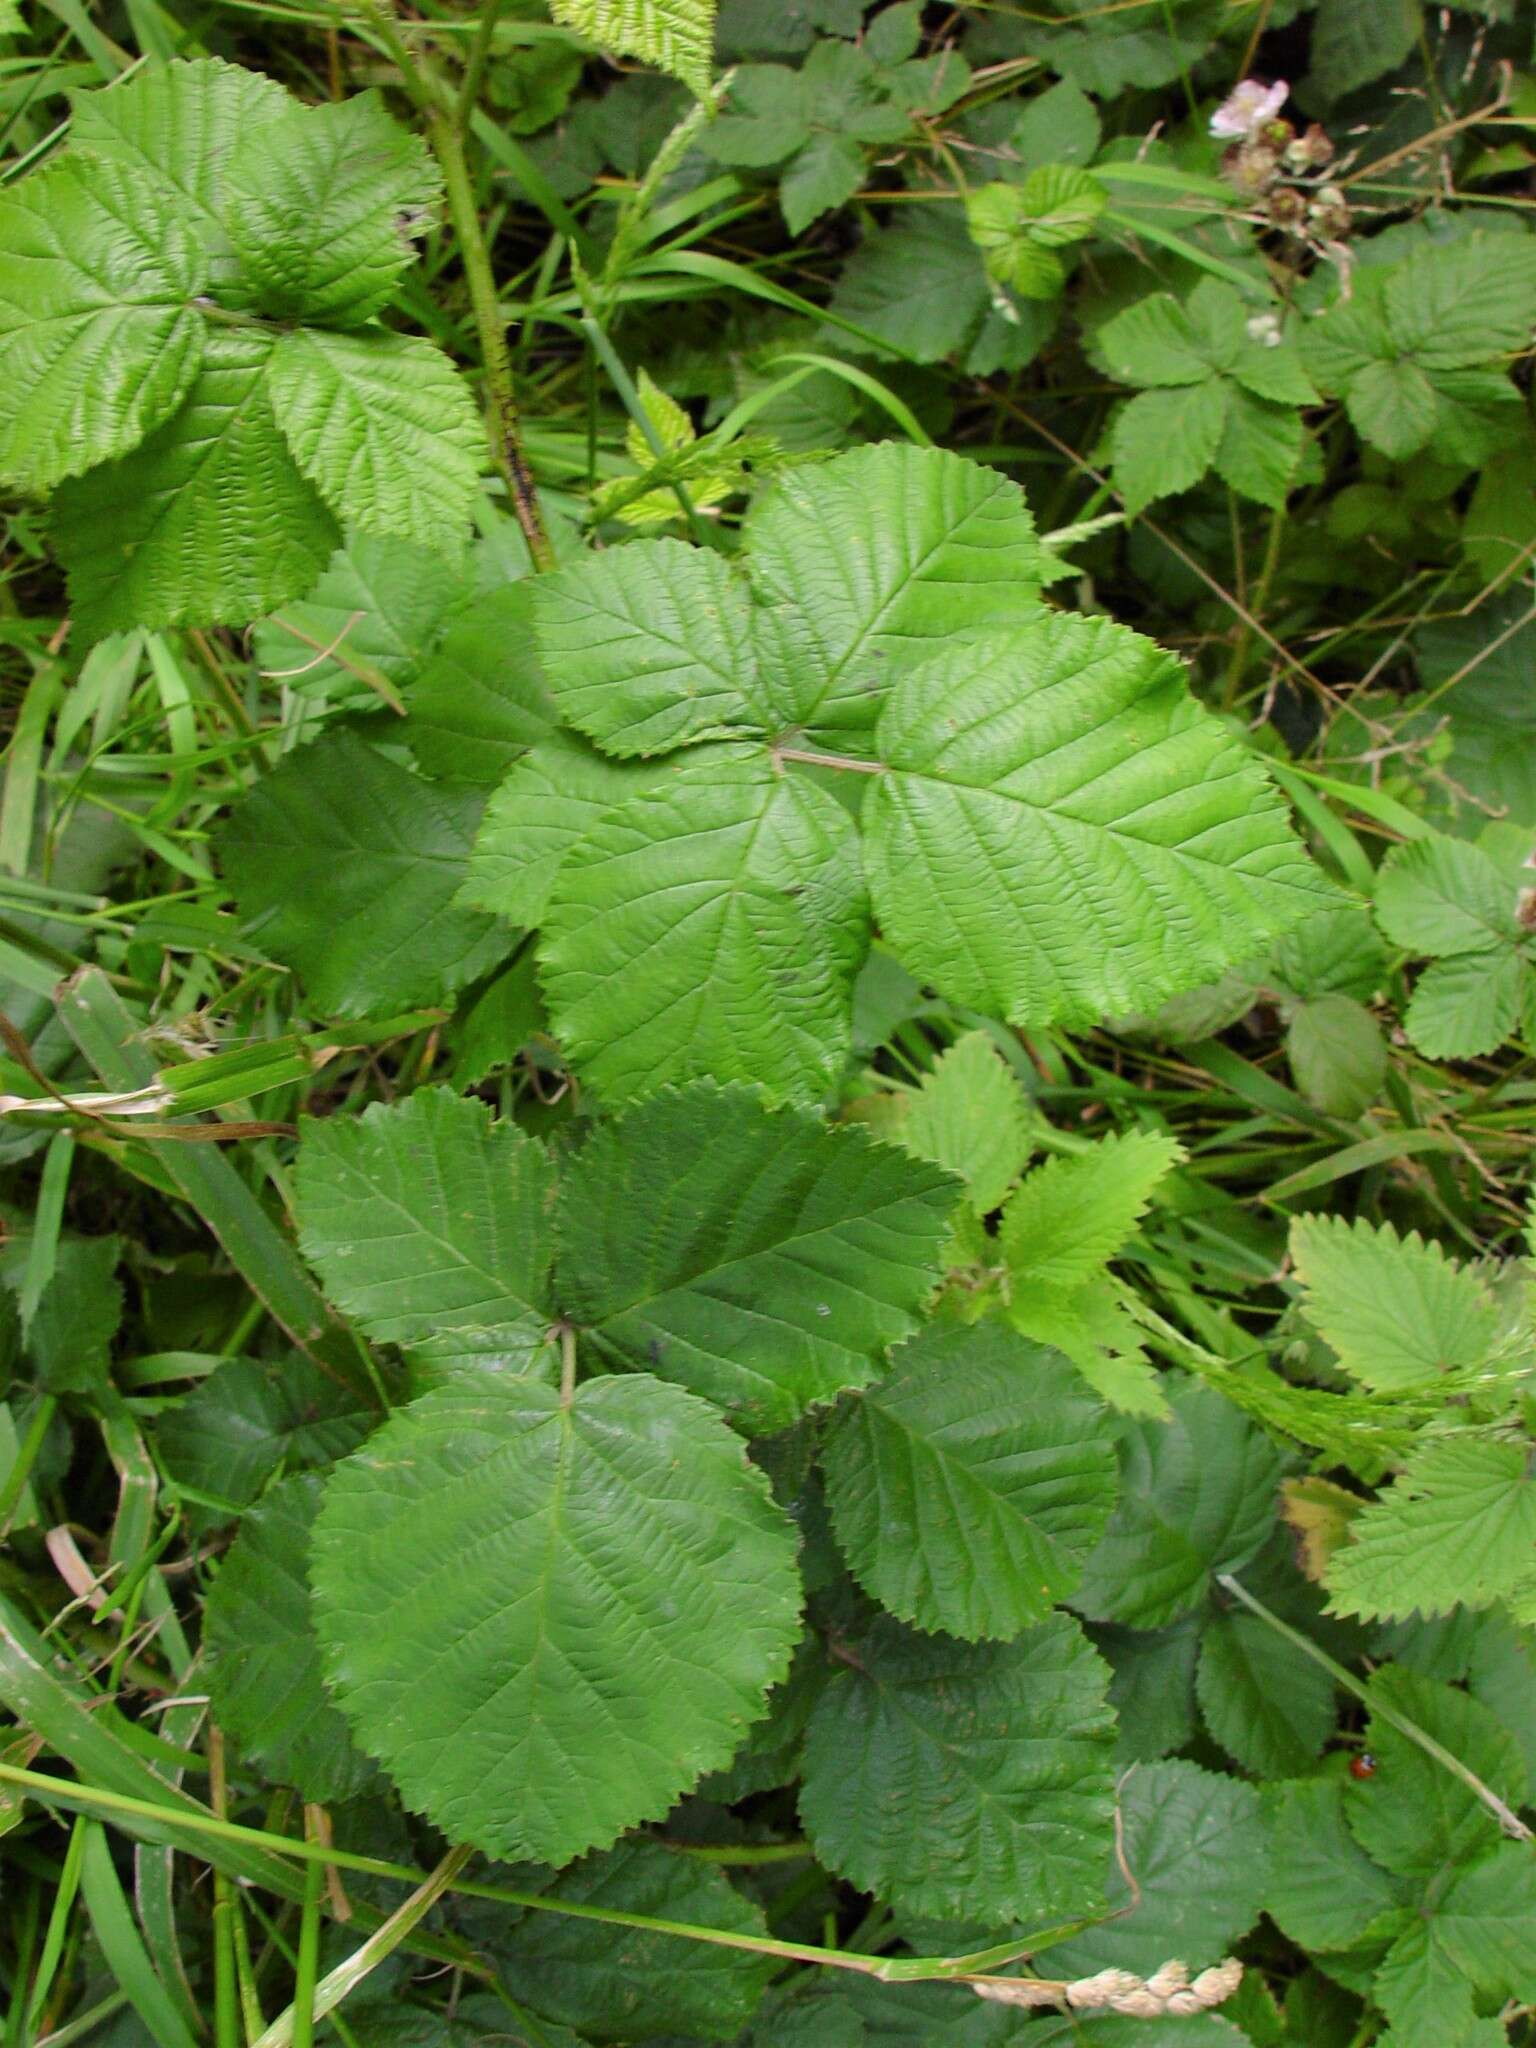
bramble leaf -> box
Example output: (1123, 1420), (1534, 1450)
(865, 612), (1329, 1028)
(312, 1373), (802, 1863)
(295, 1087), (555, 1357)
(999, 1129), (1184, 1300)
(539, 749), (868, 1104)
(219, 728), (509, 1014)
(898, 1031), (1033, 1213)
(821, 1324), (1119, 1638)
(555, 1084), (958, 1431)
(550, 0), (716, 98)
(0, 154), (206, 493)
(799, 1610), (1116, 1923)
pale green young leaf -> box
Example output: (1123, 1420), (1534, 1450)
(67, 57), (291, 279)
(1289, 1214), (1501, 1392)
(266, 328), (482, 557)
(312, 1373), (801, 1863)
(53, 328), (340, 640)
(204, 1473), (377, 1804)
(540, 750), (867, 1105)
(407, 583), (558, 786)
(745, 443), (1045, 742)
(459, 732), (665, 925)
(1197, 1611), (1335, 1777)
(493, 1839), (776, 2042)
(964, 167), (1104, 301)
(999, 1129), (1184, 1300)
(1265, 1777), (1407, 1953)
(550, 0), (716, 97)
(866, 612), (1329, 1028)
(1044, 1761), (1267, 1978)
(1109, 379), (1228, 513)
(1349, 1666), (1526, 1881)
(0, 154), (206, 493)
(1074, 1380), (1285, 1628)
(533, 540), (757, 755)
(1010, 1281), (1170, 1418)
(821, 1324), (1118, 1639)
(555, 1083), (958, 1431)
(1325, 1438), (1536, 1620)
(223, 92), (440, 326)
(295, 1086), (555, 1354)
(899, 1031), (1033, 1213)
(799, 1611), (1116, 1923)
(218, 728), (508, 1014)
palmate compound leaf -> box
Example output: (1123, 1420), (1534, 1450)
(203, 1473), (377, 1804)
(864, 611), (1331, 1030)
(1289, 1214), (1503, 1393)
(52, 327), (341, 640)
(555, 1084), (960, 1432)
(821, 1324), (1119, 1639)
(744, 442), (1048, 744)
(310, 1372), (803, 1863)
(294, 1086), (555, 1362)
(798, 1609), (1117, 1924)
(218, 728), (510, 1016)
(538, 747), (870, 1106)
(0, 153), (207, 494)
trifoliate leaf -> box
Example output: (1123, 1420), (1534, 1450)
(539, 749), (868, 1105)
(898, 1031), (1033, 1213)
(1044, 1761), (1268, 1978)
(533, 540), (757, 755)
(312, 1373), (802, 1863)
(461, 732), (665, 925)
(799, 1611), (1116, 1923)
(745, 444), (1046, 742)
(67, 57), (291, 278)
(1264, 1777), (1407, 1952)
(295, 1087), (555, 1355)
(999, 1130), (1184, 1300)
(223, 92), (440, 326)
(1073, 1380), (1285, 1629)
(265, 328), (482, 557)
(406, 583), (557, 785)
(1290, 1215), (1501, 1393)
(555, 1083), (958, 1431)
(821, 1324), (1119, 1639)
(964, 166), (1104, 300)
(492, 1839), (776, 2042)
(204, 1474), (377, 1804)
(551, 0), (716, 98)
(219, 728), (508, 1014)
(1197, 1610), (1335, 1776)
(53, 328), (340, 640)
(865, 612), (1328, 1029)
(1348, 1666), (1527, 1881)
(0, 153), (206, 492)
(1325, 1438), (1536, 1621)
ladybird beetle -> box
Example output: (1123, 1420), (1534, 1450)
(1349, 1752), (1378, 1780)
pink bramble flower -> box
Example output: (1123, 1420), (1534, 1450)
(1210, 78), (1289, 139)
